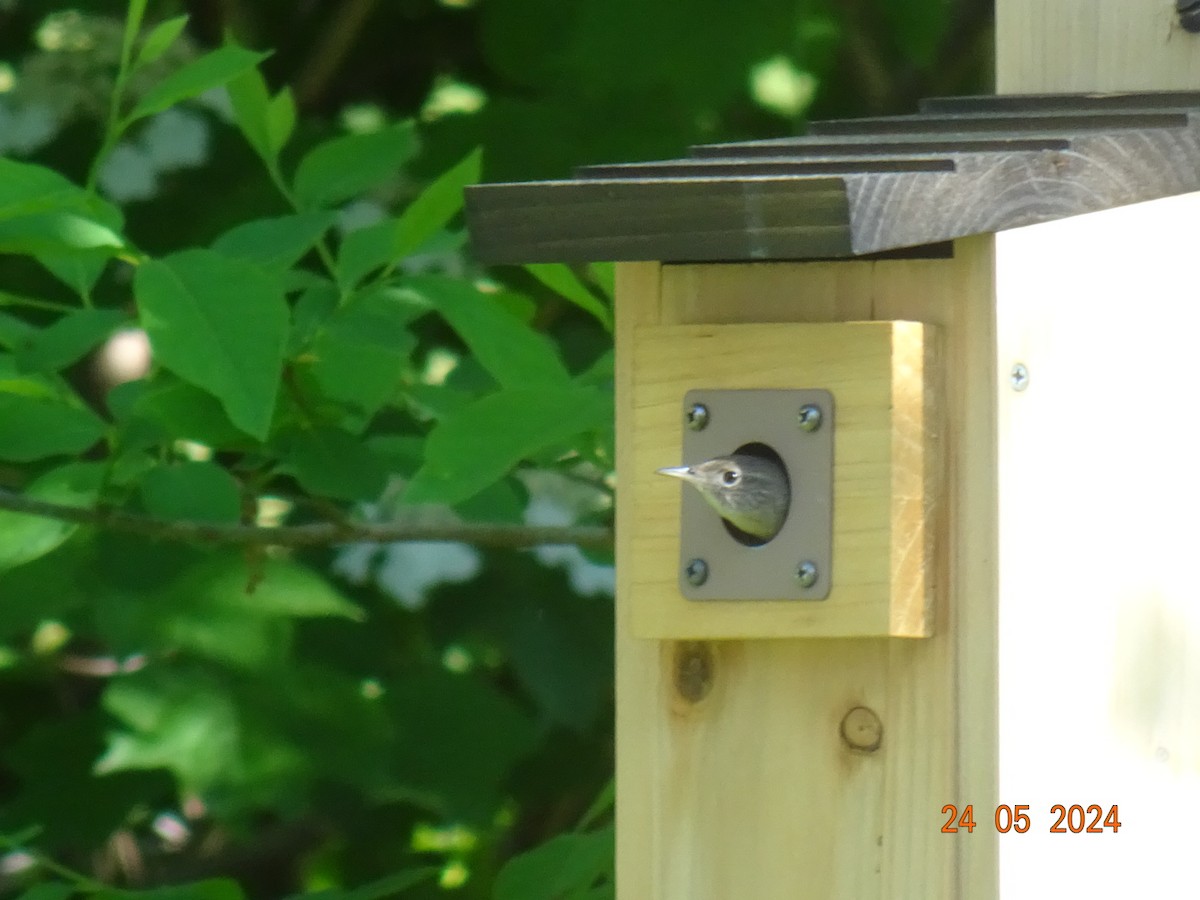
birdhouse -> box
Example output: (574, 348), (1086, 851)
(465, 4), (1200, 896)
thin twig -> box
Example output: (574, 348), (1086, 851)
(293, 0), (380, 108)
(0, 489), (613, 549)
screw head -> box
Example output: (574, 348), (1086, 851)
(795, 561), (819, 588)
(797, 404), (822, 432)
(685, 558), (709, 586)
(840, 706), (883, 752)
(685, 403), (709, 431)
(1010, 362), (1029, 392)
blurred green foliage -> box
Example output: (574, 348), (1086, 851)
(0, 1), (990, 898)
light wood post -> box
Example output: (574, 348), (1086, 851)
(614, 243), (998, 899)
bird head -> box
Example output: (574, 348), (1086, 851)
(657, 453), (790, 542)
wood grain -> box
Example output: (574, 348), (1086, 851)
(466, 97), (1200, 263)
(614, 240), (999, 898)
(628, 321), (938, 639)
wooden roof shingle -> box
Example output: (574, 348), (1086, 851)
(465, 92), (1200, 263)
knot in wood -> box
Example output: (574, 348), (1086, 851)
(673, 641), (714, 704)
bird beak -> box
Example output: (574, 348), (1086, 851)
(656, 465), (695, 482)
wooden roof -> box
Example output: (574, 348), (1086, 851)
(465, 92), (1200, 263)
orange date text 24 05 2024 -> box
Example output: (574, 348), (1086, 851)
(941, 804), (1122, 834)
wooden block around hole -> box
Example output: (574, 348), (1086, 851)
(629, 320), (941, 639)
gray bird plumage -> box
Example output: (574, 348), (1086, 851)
(656, 453), (790, 541)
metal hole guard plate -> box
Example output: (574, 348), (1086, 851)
(676, 389), (833, 601)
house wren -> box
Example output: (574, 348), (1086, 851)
(657, 454), (790, 541)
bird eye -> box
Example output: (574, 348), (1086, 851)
(722, 469), (740, 486)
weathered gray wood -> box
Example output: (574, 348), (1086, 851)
(468, 178), (853, 263)
(690, 135), (1071, 158)
(844, 121), (1200, 253)
(576, 157), (956, 178)
(465, 95), (1200, 263)
(807, 110), (1189, 135)
(919, 91), (1200, 113)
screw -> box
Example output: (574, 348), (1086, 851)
(1010, 362), (1029, 392)
(797, 404), (822, 432)
(685, 403), (709, 431)
(840, 706), (883, 752)
(685, 558), (709, 586)
(795, 561), (818, 588)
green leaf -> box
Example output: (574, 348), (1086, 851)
(454, 476), (526, 523)
(267, 90), (296, 156)
(14, 883), (76, 900)
(129, 44), (268, 122)
(402, 276), (570, 388)
(288, 869), (437, 900)
(212, 212), (334, 273)
(302, 285), (420, 420)
(387, 669), (538, 821)
(92, 555), (360, 670)
(333, 148), (480, 288)
(99, 667), (242, 791)
(335, 220), (394, 288)
(123, 0), (150, 66)
(568, 886), (615, 900)
(0, 709), (173, 848)
(172, 555), (362, 620)
(15, 309), (127, 373)
(0, 158), (118, 220)
(404, 382), (473, 421)
(0, 161), (125, 259)
(588, 261), (615, 299)
(346, 869), (438, 900)
(227, 67), (274, 161)
(293, 123), (417, 209)
(0, 309), (36, 349)
(122, 377), (253, 448)
(108, 448), (156, 487)
(0, 162), (126, 264)
(282, 267), (328, 294)
(406, 385), (611, 504)
(577, 779), (615, 829)
(479, 584), (612, 730)
(0, 462), (104, 571)
(134, 14), (190, 69)
(494, 829), (614, 900)
(526, 263), (612, 330)
(135, 249), (288, 440)
(391, 146), (481, 258)
(577, 348), (614, 386)
(278, 426), (389, 501)
(94, 880), (245, 900)
(140, 461), (241, 523)
(366, 434), (423, 474)
(0, 391), (106, 462)
(288, 282), (339, 353)
(0, 211), (125, 256)
(36, 250), (110, 299)
(94, 576), (290, 672)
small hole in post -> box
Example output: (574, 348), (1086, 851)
(720, 441), (791, 547)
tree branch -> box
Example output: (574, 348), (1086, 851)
(0, 489), (613, 549)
